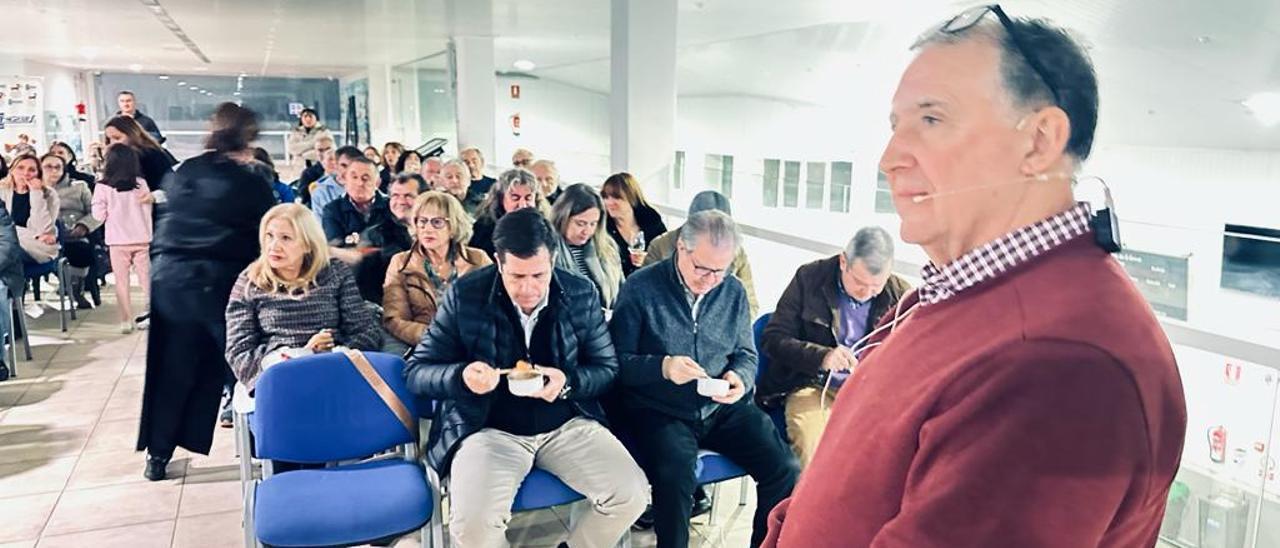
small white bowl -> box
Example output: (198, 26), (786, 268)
(509, 372), (545, 396)
(696, 378), (730, 397)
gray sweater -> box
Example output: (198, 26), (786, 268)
(609, 257), (757, 420)
(224, 259), (380, 389)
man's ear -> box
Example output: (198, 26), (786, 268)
(1020, 106), (1072, 176)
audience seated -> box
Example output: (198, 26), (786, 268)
(601, 172), (667, 278)
(0, 202), (24, 302)
(757, 226), (910, 469)
(380, 142), (405, 190)
(224, 203), (380, 390)
(438, 159), (472, 214)
(0, 154), (61, 265)
(511, 147), (535, 169)
(251, 147), (296, 204)
(645, 190), (760, 318)
(531, 159), (562, 204)
(420, 156), (443, 190)
(49, 141), (97, 188)
(468, 168), (548, 259)
(284, 108), (331, 168)
(348, 173), (423, 305)
(321, 156), (394, 247)
(382, 190), (490, 354)
(396, 150), (423, 176)
(296, 135), (335, 203)
(459, 146), (495, 214)
(609, 210), (798, 547)
(549, 183), (622, 309)
(46, 152), (101, 309)
(405, 207), (648, 547)
(310, 145), (364, 221)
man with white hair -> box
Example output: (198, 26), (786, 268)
(511, 147), (535, 169)
(611, 210), (797, 548)
(530, 158), (562, 204)
(757, 226), (911, 469)
(764, 6), (1185, 547)
(460, 146), (496, 210)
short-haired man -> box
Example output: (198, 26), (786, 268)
(321, 156), (393, 247)
(296, 135), (335, 202)
(757, 226), (911, 469)
(511, 147), (534, 168)
(611, 210), (797, 547)
(459, 146), (496, 213)
(420, 156), (443, 189)
(407, 207), (649, 547)
(116, 91), (165, 144)
(530, 159), (562, 204)
(644, 190), (759, 318)
(310, 145), (365, 220)
(351, 174), (424, 304)
(764, 7), (1186, 547)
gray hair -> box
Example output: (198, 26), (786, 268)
(442, 158), (468, 175)
(843, 227), (894, 275)
(531, 159), (558, 178)
(679, 210), (741, 252)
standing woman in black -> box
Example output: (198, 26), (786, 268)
(136, 103), (276, 481)
(103, 116), (176, 192)
(601, 172), (667, 278)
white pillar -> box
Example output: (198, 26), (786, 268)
(611, 0), (678, 204)
(366, 64), (396, 147)
(451, 37), (496, 162)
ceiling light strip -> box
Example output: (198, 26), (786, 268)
(138, 0), (211, 64)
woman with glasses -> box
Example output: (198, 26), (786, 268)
(381, 191), (490, 352)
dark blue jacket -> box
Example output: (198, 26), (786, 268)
(609, 257), (757, 420)
(321, 194), (393, 245)
(405, 266), (619, 472)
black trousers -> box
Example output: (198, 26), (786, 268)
(136, 282), (234, 458)
(62, 240), (94, 269)
(628, 400), (798, 548)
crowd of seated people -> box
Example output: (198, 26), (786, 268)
(5, 10), (1188, 543)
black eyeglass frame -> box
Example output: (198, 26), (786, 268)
(919, 4), (1063, 106)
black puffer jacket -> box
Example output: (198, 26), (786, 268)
(151, 152), (275, 289)
(406, 265), (619, 473)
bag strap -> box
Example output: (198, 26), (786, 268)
(343, 349), (417, 438)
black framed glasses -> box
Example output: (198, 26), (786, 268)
(917, 4), (1062, 106)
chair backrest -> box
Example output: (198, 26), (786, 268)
(252, 351), (418, 463)
(752, 313), (773, 385)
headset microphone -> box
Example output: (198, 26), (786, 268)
(910, 172), (1059, 204)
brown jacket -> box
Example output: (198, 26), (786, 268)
(756, 254), (911, 407)
(382, 244), (491, 345)
(643, 226), (760, 319)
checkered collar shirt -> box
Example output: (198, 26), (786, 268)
(918, 203), (1092, 307)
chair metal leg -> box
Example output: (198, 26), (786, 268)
(426, 466), (447, 548)
(57, 260), (67, 332)
(739, 476), (749, 507)
(242, 480), (258, 548)
(4, 293), (15, 379)
(707, 482), (722, 526)
(14, 298), (31, 361)
(61, 260), (76, 322)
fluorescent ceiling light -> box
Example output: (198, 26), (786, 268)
(513, 59), (536, 71)
(189, 86), (199, 90)
(176, 81), (186, 86)
(128, 64), (143, 72)
(1243, 92), (1280, 127)
(158, 75), (169, 80)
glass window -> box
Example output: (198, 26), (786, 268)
(783, 160), (800, 207)
(763, 159), (780, 208)
(830, 161), (853, 213)
(806, 161), (826, 210)
(673, 150), (686, 189)
(875, 171), (896, 214)
(720, 154), (734, 198)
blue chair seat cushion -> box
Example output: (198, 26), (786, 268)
(255, 459), (432, 547)
(23, 260), (58, 278)
(696, 450), (747, 485)
(511, 468), (585, 511)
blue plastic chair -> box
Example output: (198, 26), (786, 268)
(243, 352), (433, 548)
(752, 313), (790, 443)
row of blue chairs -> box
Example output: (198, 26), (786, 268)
(234, 351), (756, 547)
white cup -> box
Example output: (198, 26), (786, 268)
(508, 371), (545, 396)
(696, 377), (730, 397)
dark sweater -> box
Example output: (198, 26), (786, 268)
(609, 257), (756, 420)
(606, 204), (667, 278)
(764, 236), (1187, 548)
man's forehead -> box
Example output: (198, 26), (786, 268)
(890, 41), (1001, 112)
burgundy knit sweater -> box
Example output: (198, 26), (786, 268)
(763, 236), (1187, 547)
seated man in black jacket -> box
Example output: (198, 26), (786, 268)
(406, 208), (648, 547)
(321, 156), (393, 247)
(610, 210), (798, 548)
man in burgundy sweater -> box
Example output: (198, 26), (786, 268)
(764, 6), (1187, 547)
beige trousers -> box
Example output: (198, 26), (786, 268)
(784, 387), (839, 470)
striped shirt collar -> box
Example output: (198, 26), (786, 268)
(918, 203), (1092, 306)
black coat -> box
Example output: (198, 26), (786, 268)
(406, 266), (619, 473)
(467, 215), (497, 260)
(138, 152), (275, 455)
(139, 146), (178, 192)
(606, 204), (667, 278)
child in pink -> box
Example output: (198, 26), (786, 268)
(92, 144), (155, 333)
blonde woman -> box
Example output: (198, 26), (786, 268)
(0, 153), (61, 265)
(550, 183), (623, 309)
(382, 191), (490, 352)
(225, 203), (380, 390)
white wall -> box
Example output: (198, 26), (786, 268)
(494, 76), (610, 185)
(12, 60), (86, 150)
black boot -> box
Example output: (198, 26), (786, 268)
(71, 279), (92, 310)
(88, 279), (102, 307)
(692, 486), (713, 517)
(144, 454), (170, 481)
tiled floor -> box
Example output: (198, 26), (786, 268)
(0, 288), (755, 547)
